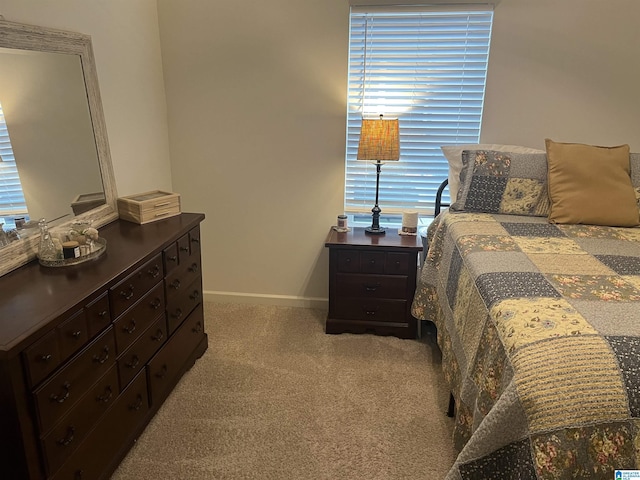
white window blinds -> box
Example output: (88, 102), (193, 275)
(345, 6), (493, 216)
(0, 102), (27, 217)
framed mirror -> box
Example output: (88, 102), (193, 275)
(0, 20), (118, 276)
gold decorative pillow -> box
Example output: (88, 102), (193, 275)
(545, 139), (639, 227)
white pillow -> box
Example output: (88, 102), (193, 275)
(441, 144), (545, 202)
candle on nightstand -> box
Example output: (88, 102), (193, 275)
(402, 211), (418, 234)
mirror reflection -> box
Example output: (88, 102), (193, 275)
(0, 46), (104, 246)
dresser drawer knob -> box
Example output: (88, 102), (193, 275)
(191, 237), (200, 244)
(92, 346), (110, 364)
(171, 308), (183, 320)
(364, 309), (378, 316)
(38, 353), (53, 363)
(189, 290), (200, 301)
(120, 285), (135, 300)
(155, 364), (168, 379)
(180, 246), (189, 253)
(56, 426), (75, 447)
(129, 394), (144, 411)
(50, 381), (71, 403)
(150, 297), (162, 310)
(151, 329), (164, 342)
(96, 386), (113, 404)
(148, 265), (161, 278)
(192, 321), (203, 334)
(170, 279), (181, 290)
(126, 355), (140, 369)
(123, 319), (136, 335)
(98, 310), (108, 318)
(168, 255), (178, 263)
(188, 263), (199, 273)
(71, 330), (83, 339)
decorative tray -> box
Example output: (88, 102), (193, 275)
(39, 238), (107, 267)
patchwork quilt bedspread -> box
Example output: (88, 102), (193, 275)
(411, 210), (640, 480)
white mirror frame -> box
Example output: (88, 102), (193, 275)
(0, 20), (118, 277)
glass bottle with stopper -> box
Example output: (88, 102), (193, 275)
(38, 218), (57, 261)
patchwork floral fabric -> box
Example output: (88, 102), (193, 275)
(411, 210), (640, 479)
(451, 150), (550, 216)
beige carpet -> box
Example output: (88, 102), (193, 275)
(110, 302), (455, 480)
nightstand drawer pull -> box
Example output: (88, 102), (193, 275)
(364, 283), (381, 292)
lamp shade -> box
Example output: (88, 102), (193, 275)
(356, 117), (400, 162)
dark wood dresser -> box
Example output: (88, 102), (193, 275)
(325, 226), (422, 339)
(0, 213), (207, 480)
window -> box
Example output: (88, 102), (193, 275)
(345, 5), (494, 222)
(0, 101), (27, 225)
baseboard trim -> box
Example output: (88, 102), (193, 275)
(204, 290), (328, 310)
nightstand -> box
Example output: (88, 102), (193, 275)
(324, 227), (423, 339)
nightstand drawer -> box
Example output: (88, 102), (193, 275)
(337, 250), (412, 275)
(335, 273), (407, 299)
(334, 298), (407, 322)
(385, 252), (411, 275)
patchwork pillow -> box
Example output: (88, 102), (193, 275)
(450, 149), (550, 216)
(545, 139), (639, 227)
(441, 144), (545, 202)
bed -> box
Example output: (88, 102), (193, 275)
(411, 143), (640, 479)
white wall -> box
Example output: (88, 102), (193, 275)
(0, 0), (173, 196)
(157, 0), (348, 307)
(482, 0), (640, 150)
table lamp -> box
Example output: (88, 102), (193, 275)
(356, 115), (400, 234)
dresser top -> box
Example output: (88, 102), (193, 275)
(0, 213), (205, 358)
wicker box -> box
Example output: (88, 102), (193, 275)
(117, 190), (181, 224)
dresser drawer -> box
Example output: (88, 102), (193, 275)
(85, 292), (111, 338)
(24, 329), (62, 388)
(34, 327), (116, 433)
(113, 282), (165, 354)
(41, 365), (119, 476)
(333, 298), (407, 323)
(110, 253), (163, 318)
(148, 306), (205, 406)
(57, 310), (89, 361)
(117, 314), (167, 390)
(50, 370), (149, 480)
(166, 276), (202, 335)
(335, 273), (407, 299)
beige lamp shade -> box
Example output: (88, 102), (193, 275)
(357, 117), (400, 162)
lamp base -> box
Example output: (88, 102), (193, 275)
(365, 226), (386, 235)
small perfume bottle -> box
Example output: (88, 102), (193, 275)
(38, 218), (57, 261)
